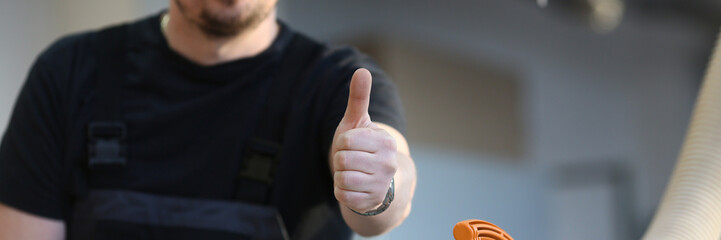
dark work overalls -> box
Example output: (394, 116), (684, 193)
(64, 24), (327, 240)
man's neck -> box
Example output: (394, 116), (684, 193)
(164, 7), (279, 66)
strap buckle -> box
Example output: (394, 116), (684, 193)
(237, 138), (281, 185)
(88, 122), (127, 169)
(235, 138), (281, 203)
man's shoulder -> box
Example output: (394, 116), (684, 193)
(280, 23), (370, 68)
(25, 30), (97, 100)
(288, 31), (379, 82)
(39, 21), (137, 64)
(37, 31), (95, 64)
(31, 21), (142, 106)
(302, 35), (370, 69)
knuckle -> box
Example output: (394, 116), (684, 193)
(335, 172), (352, 188)
(340, 133), (353, 148)
(334, 187), (347, 202)
(382, 134), (397, 150)
(380, 155), (398, 173)
(334, 151), (347, 169)
(333, 172), (343, 186)
(390, 155), (399, 169)
(339, 191), (358, 206)
(335, 188), (359, 207)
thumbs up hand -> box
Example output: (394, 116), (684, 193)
(331, 68), (398, 214)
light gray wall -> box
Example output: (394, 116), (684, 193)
(0, 1), (58, 134)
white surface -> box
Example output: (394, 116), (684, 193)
(642, 29), (721, 240)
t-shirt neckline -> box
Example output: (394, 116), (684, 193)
(139, 11), (295, 81)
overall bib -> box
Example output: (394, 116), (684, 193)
(65, 24), (319, 240)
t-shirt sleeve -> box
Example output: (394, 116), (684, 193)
(320, 48), (407, 156)
(0, 55), (68, 220)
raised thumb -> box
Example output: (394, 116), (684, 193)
(343, 68), (372, 124)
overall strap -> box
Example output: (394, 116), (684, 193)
(71, 24), (130, 199)
(87, 24), (129, 169)
(234, 34), (319, 205)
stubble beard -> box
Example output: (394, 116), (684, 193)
(175, 0), (274, 39)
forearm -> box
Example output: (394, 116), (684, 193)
(0, 203), (65, 240)
(339, 151), (416, 236)
(328, 69), (417, 237)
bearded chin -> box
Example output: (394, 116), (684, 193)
(175, 0), (272, 39)
(197, 9), (252, 38)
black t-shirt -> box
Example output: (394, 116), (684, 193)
(0, 13), (405, 237)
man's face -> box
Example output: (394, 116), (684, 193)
(174, 0), (277, 38)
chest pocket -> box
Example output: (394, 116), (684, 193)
(67, 23), (314, 240)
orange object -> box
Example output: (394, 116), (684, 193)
(453, 219), (514, 240)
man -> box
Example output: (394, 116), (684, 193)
(0, 0), (417, 239)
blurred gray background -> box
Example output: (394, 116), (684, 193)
(2, 0), (720, 239)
